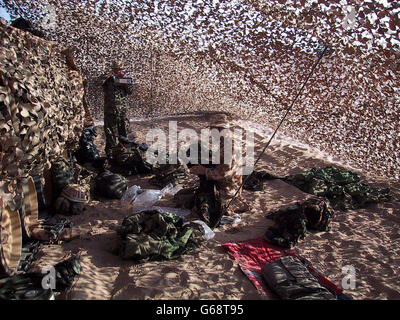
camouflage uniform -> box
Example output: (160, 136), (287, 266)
(117, 209), (204, 261)
(190, 129), (247, 217)
(264, 204), (308, 249)
(264, 198), (335, 248)
(102, 75), (133, 157)
(284, 166), (393, 210)
(175, 116), (248, 227)
(110, 142), (152, 176)
(193, 179), (223, 229)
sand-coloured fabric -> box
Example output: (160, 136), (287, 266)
(0, 21), (85, 209)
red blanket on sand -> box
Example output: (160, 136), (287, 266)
(222, 238), (343, 299)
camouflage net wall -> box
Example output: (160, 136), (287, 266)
(0, 20), (85, 207)
(1, 0), (399, 181)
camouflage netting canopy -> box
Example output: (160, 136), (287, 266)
(1, 0), (399, 181)
(0, 20), (85, 208)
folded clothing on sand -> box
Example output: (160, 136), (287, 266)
(244, 166), (394, 211)
(264, 198), (335, 248)
(222, 238), (347, 300)
(284, 166), (393, 210)
(117, 209), (205, 261)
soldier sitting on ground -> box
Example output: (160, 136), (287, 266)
(175, 114), (249, 228)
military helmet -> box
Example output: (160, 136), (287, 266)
(55, 196), (86, 216)
(60, 184), (88, 203)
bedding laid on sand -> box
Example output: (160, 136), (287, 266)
(244, 166), (395, 211)
(222, 238), (345, 299)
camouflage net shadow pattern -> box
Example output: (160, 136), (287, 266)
(0, 21), (85, 209)
(0, 1), (399, 182)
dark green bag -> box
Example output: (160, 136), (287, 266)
(261, 256), (336, 300)
(94, 170), (127, 199)
(50, 158), (76, 198)
(111, 142), (152, 176)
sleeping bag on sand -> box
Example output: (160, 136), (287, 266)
(261, 255), (336, 300)
(222, 238), (348, 299)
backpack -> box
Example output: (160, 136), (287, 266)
(94, 171), (127, 199)
(302, 198), (335, 231)
(50, 158), (76, 198)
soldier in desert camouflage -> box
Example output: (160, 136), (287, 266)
(187, 114), (249, 227)
(102, 60), (133, 158)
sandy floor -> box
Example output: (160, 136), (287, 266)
(32, 114), (400, 300)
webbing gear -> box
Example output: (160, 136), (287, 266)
(38, 218), (73, 244)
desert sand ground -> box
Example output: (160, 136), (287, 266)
(32, 114), (400, 300)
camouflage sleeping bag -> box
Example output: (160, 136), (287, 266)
(117, 209), (204, 261)
(284, 166), (393, 210)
